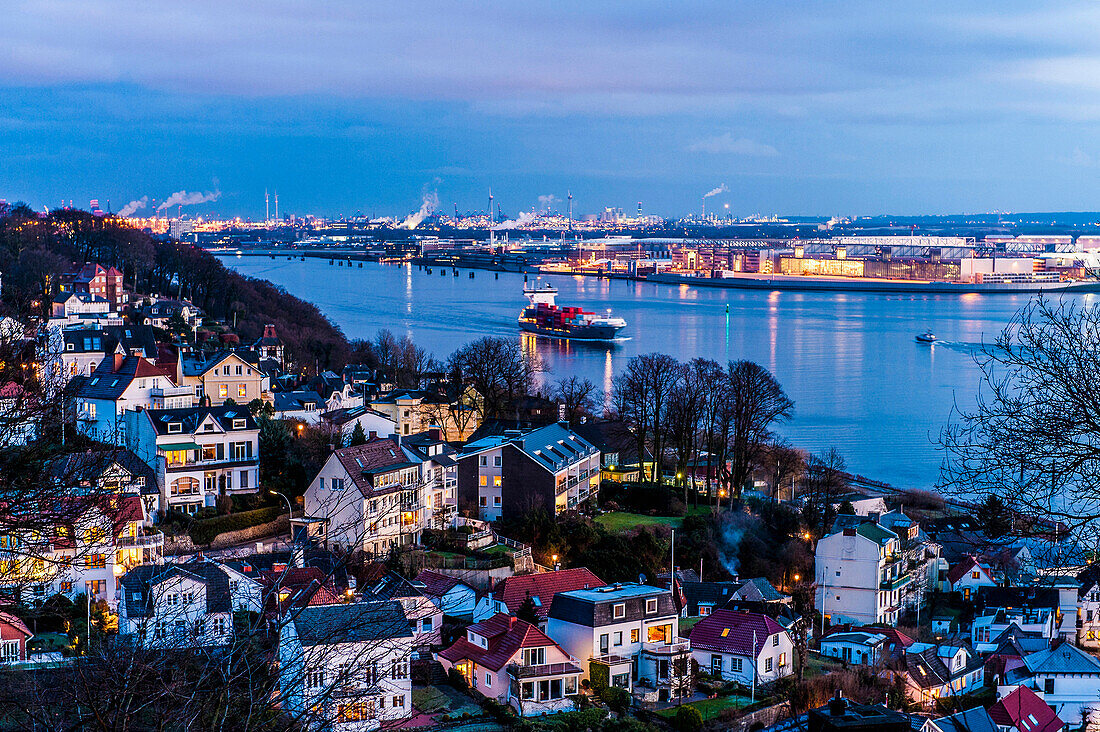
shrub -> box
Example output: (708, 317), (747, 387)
(447, 667), (468, 691)
(188, 506), (281, 545)
(597, 685), (631, 715)
(672, 705), (703, 732)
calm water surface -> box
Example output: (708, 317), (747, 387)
(221, 255), (1091, 489)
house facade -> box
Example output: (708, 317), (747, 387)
(546, 583), (691, 701)
(457, 423), (601, 522)
(179, 351), (266, 406)
(815, 523), (909, 627)
(74, 355), (183, 442)
(688, 609), (794, 686)
(278, 601), (413, 732)
(303, 439), (423, 557)
(126, 406), (260, 515)
(438, 613), (582, 717)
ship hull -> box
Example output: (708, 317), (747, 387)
(519, 321), (624, 341)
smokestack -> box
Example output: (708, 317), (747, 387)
(265, 189), (270, 222)
(274, 190), (279, 221)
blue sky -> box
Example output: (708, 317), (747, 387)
(4, 1), (1100, 218)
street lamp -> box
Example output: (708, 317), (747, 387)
(268, 490), (293, 543)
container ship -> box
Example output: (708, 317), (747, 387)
(518, 284), (626, 341)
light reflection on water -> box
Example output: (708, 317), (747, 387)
(220, 256), (1079, 489)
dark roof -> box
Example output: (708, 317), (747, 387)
(438, 613), (575, 673)
(367, 571), (428, 602)
(929, 706), (997, 732)
(77, 356), (173, 400)
(290, 601), (411, 646)
(571, 420), (651, 463)
(977, 586), (1061, 611)
(491, 568), (605, 620)
(1023, 641), (1100, 674)
(901, 644), (983, 689)
(321, 405), (392, 428)
(414, 570), (471, 599)
(335, 438), (419, 496)
(274, 390), (325, 413)
(462, 422), (598, 473)
(47, 448), (158, 495)
(547, 583), (677, 626)
(688, 609), (786, 656)
(144, 406), (256, 436)
(62, 325), (158, 359)
(120, 561), (232, 617)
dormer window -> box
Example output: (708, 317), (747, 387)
(613, 603), (625, 619)
(232, 419), (246, 429)
(646, 598), (658, 614)
(167, 423), (182, 434)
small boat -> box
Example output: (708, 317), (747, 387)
(915, 330), (937, 343)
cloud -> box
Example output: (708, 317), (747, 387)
(537, 194), (559, 208)
(688, 133), (778, 157)
(1062, 147), (1095, 167)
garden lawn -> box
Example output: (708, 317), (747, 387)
(594, 512), (684, 531)
(656, 695), (752, 722)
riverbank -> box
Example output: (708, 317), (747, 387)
(212, 247), (1100, 295)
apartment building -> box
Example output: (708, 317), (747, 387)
(126, 406), (260, 514)
(457, 423), (600, 522)
(815, 522), (909, 626)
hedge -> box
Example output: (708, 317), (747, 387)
(189, 506), (282, 546)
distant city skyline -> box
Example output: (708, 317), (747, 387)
(7, 2), (1100, 217)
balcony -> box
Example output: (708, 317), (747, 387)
(165, 457), (258, 473)
(641, 640), (691, 656)
(881, 572), (913, 591)
(117, 531), (165, 549)
(507, 661), (583, 679)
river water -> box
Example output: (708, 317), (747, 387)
(220, 255), (1088, 489)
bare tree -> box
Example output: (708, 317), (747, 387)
(802, 448), (849, 537)
(449, 336), (538, 421)
(612, 353), (681, 483)
(553, 376), (599, 424)
(717, 360), (794, 497)
(940, 297), (1100, 548)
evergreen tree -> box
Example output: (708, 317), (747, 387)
(348, 422), (368, 446)
(516, 594), (540, 625)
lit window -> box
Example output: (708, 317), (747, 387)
(219, 385), (228, 399)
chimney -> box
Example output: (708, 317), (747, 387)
(429, 427), (442, 441)
(843, 528), (857, 537)
(829, 689), (847, 716)
(369, 431), (377, 440)
(113, 353), (125, 372)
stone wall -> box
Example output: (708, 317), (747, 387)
(164, 514), (290, 555)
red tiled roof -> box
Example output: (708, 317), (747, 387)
(0, 611), (32, 638)
(259, 567), (341, 614)
(438, 613), (562, 672)
(947, 556), (996, 586)
(687, 609), (785, 656)
(853, 625), (915, 650)
(989, 685), (1063, 732)
(415, 570), (467, 598)
(492, 568), (604, 620)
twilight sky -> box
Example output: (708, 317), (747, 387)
(4, 1), (1100, 218)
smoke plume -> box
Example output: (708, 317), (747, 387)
(118, 196), (148, 217)
(492, 211), (539, 231)
(156, 189), (220, 212)
(399, 190), (440, 229)
(703, 184), (729, 198)
(537, 194), (559, 209)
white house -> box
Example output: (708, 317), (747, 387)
(947, 557), (998, 600)
(303, 438), (427, 557)
(546, 583), (691, 701)
(815, 522), (909, 627)
(278, 601), (413, 731)
(75, 355), (185, 443)
(972, 608), (1055, 653)
(117, 560), (260, 648)
(413, 570), (477, 618)
(126, 405), (260, 515)
(1005, 643), (1100, 726)
(688, 609), (794, 686)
